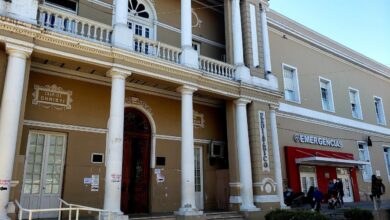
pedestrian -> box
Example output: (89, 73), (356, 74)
(327, 180), (335, 198)
(371, 174), (386, 210)
(313, 187), (324, 212)
(336, 178), (344, 207)
(307, 186), (315, 209)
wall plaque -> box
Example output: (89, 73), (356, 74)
(193, 111), (205, 129)
(32, 84), (73, 110)
(259, 111), (270, 172)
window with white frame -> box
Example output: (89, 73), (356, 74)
(319, 78), (334, 112)
(358, 142), (372, 182)
(282, 65), (300, 103)
(349, 89), (363, 119)
(374, 96), (386, 125)
(384, 147), (390, 181)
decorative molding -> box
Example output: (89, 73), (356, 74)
(155, 134), (224, 145)
(278, 103), (390, 138)
(23, 120), (107, 134)
(254, 195), (280, 203)
(125, 97), (153, 116)
(229, 182), (241, 188)
(193, 110), (205, 129)
(87, 0), (113, 9)
(155, 21), (225, 49)
(32, 84), (73, 110)
(268, 16), (390, 80)
(254, 178), (276, 193)
(191, 9), (202, 28)
(229, 196), (242, 204)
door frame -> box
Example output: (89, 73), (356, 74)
(194, 146), (204, 210)
(336, 168), (354, 203)
(20, 130), (67, 218)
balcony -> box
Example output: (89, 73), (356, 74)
(37, 5), (235, 80)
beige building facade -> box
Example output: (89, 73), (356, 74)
(0, 0), (389, 219)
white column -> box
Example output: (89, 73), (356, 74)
(176, 85), (202, 216)
(231, 0), (251, 82)
(112, 0), (133, 50)
(260, 2), (278, 89)
(269, 106), (286, 208)
(0, 44), (32, 220)
(180, 0), (199, 69)
(234, 99), (259, 211)
(103, 68), (129, 213)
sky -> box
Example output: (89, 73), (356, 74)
(269, 0), (390, 68)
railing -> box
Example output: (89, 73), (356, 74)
(199, 55), (235, 79)
(37, 5), (112, 43)
(133, 35), (181, 64)
(15, 199), (112, 220)
(36, 5), (235, 80)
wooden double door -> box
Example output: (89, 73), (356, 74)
(121, 108), (151, 214)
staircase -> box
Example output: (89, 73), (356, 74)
(127, 212), (244, 220)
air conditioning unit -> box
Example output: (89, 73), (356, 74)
(209, 141), (224, 158)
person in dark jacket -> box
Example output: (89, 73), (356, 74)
(307, 186), (315, 209)
(371, 175), (386, 209)
(336, 178), (344, 206)
(313, 187), (324, 212)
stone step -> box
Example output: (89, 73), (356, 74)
(205, 212), (244, 220)
(127, 212), (244, 220)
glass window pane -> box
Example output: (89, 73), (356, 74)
(33, 165), (41, 174)
(24, 185), (32, 194)
(32, 185), (40, 194)
(37, 135), (45, 145)
(52, 185), (59, 194)
(25, 175), (32, 183)
(45, 185), (52, 194)
(56, 137), (63, 146)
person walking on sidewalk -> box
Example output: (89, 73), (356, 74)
(371, 174), (385, 210)
(313, 187), (324, 212)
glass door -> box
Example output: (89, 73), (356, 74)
(21, 131), (67, 218)
(336, 168), (354, 202)
(299, 166), (318, 195)
(194, 146), (204, 210)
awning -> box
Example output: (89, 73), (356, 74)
(295, 156), (370, 167)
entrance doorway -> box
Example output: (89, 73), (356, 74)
(337, 168), (354, 202)
(299, 166), (318, 196)
(121, 108), (151, 214)
(21, 131), (67, 218)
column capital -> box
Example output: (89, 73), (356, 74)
(177, 85), (198, 94)
(106, 67), (131, 79)
(234, 98), (252, 106)
(269, 103), (279, 110)
(260, 0), (270, 11)
(5, 43), (33, 59)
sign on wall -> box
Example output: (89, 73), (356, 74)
(293, 134), (343, 148)
(194, 111), (205, 129)
(259, 111), (270, 172)
(32, 84), (73, 110)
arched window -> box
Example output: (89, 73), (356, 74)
(127, 0), (156, 40)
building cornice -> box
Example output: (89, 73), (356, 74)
(267, 10), (390, 80)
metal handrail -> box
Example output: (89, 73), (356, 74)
(15, 199), (112, 220)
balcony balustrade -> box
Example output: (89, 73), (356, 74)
(37, 5), (235, 80)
